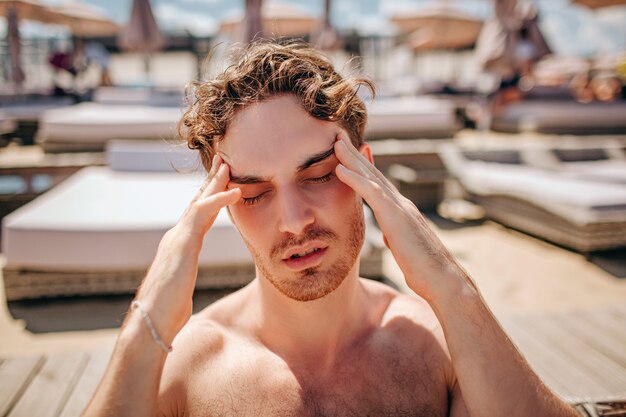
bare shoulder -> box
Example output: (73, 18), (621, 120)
(361, 278), (454, 384)
(158, 288), (251, 415)
(361, 278), (442, 331)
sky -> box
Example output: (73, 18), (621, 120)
(3, 0), (626, 58)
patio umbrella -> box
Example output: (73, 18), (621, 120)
(0, 0), (118, 88)
(49, 2), (119, 37)
(390, 3), (483, 51)
(244, 0), (263, 42)
(311, 0), (341, 50)
(220, 1), (317, 40)
(475, 0), (550, 79)
(6, 5), (25, 88)
(573, 0), (626, 8)
(117, 0), (165, 75)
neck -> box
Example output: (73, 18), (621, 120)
(249, 264), (371, 370)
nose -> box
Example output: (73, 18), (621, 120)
(277, 187), (315, 236)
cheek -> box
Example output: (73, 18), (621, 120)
(314, 178), (358, 208)
(228, 205), (268, 247)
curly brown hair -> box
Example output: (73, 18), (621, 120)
(179, 41), (374, 171)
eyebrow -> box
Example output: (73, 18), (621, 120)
(229, 143), (336, 185)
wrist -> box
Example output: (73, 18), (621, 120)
(415, 267), (480, 308)
(119, 310), (172, 360)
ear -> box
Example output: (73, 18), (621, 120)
(358, 142), (374, 164)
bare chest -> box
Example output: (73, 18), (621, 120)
(183, 347), (449, 417)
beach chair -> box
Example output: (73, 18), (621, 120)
(365, 96), (459, 140)
(1, 140), (385, 301)
(521, 146), (626, 185)
(491, 100), (626, 135)
(439, 145), (626, 253)
(36, 102), (182, 152)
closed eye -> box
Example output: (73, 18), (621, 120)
(307, 172), (333, 184)
(241, 191), (269, 206)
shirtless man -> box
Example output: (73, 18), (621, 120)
(85, 42), (578, 417)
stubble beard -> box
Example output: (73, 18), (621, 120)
(244, 203), (365, 302)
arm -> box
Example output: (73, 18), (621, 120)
(83, 156), (241, 417)
(333, 134), (578, 417)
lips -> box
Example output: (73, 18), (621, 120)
(282, 242), (328, 270)
(282, 241), (327, 261)
(289, 247), (320, 259)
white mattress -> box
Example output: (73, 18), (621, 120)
(459, 162), (626, 225)
(2, 167), (251, 270)
(106, 139), (202, 173)
(559, 161), (626, 185)
(37, 102), (182, 144)
(2, 166), (376, 271)
(366, 97), (457, 139)
(492, 101), (626, 133)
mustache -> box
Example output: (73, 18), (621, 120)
(271, 226), (338, 259)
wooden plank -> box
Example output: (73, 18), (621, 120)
(58, 349), (112, 417)
(0, 355), (43, 417)
(7, 352), (88, 417)
(582, 308), (626, 346)
(558, 312), (626, 369)
(527, 314), (626, 395)
(501, 317), (586, 399)
(502, 316), (609, 400)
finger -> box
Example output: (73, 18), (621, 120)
(335, 139), (395, 194)
(335, 163), (384, 210)
(191, 154), (221, 203)
(197, 187), (241, 212)
(183, 188), (241, 235)
(335, 132), (394, 190)
(334, 139), (373, 179)
(200, 162), (230, 199)
(207, 154), (222, 180)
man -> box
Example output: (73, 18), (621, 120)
(85, 42), (578, 416)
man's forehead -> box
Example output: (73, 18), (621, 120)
(219, 136), (336, 179)
(216, 95), (340, 177)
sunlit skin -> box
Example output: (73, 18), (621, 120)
(84, 93), (580, 417)
(220, 94), (366, 303)
(156, 95), (460, 415)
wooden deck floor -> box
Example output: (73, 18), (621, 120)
(1, 305), (625, 417)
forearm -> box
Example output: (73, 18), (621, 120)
(83, 311), (169, 416)
(429, 275), (578, 417)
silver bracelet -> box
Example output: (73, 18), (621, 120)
(131, 300), (173, 353)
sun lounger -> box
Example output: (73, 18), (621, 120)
(369, 139), (452, 211)
(439, 146), (626, 252)
(521, 146), (626, 185)
(92, 87), (183, 107)
(365, 96), (459, 140)
(2, 142), (385, 300)
(491, 100), (626, 135)
(36, 102), (183, 152)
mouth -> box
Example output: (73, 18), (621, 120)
(282, 245), (328, 270)
(289, 247), (321, 259)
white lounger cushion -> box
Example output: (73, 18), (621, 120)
(2, 167), (250, 270)
(558, 161), (626, 185)
(366, 97), (457, 139)
(3, 166), (376, 271)
(492, 101), (626, 133)
(37, 103), (182, 144)
(460, 162), (626, 224)
(106, 139), (202, 173)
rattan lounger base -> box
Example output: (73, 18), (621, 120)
(472, 195), (626, 253)
(3, 247), (385, 301)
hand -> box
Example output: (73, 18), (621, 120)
(134, 155), (241, 343)
(333, 133), (472, 302)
